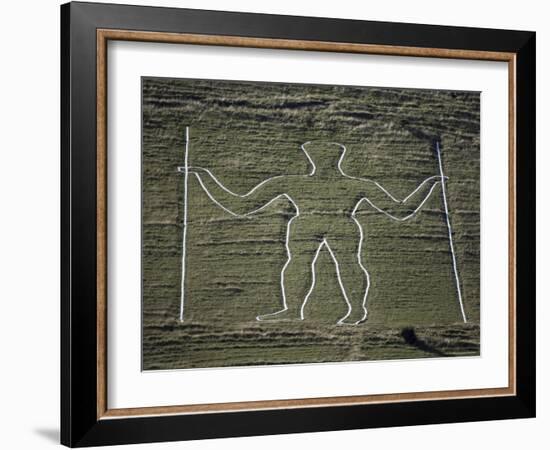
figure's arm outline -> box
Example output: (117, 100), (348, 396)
(352, 179), (441, 222)
(184, 167), (300, 217)
(345, 173), (443, 205)
(334, 141), (443, 206)
(186, 166), (287, 198)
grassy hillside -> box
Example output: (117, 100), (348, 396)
(142, 77), (480, 370)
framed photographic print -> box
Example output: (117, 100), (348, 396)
(60, 1), (535, 447)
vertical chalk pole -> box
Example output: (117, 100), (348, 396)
(436, 141), (467, 323)
(179, 127), (190, 322)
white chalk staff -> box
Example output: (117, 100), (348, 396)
(177, 127), (190, 321)
(436, 140), (468, 323)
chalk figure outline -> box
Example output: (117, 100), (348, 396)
(177, 127), (467, 325)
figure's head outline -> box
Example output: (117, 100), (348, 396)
(300, 141), (347, 176)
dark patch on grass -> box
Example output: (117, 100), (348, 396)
(400, 327), (447, 357)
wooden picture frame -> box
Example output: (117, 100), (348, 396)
(61, 1), (535, 447)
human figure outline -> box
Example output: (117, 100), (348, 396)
(179, 137), (448, 325)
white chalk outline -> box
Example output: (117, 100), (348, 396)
(177, 137), (457, 325)
(297, 237), (369, 325)
(436, 141), (467, 323)
(178, 127), (189, 322)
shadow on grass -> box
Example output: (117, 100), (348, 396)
(401, 327), (447, 357)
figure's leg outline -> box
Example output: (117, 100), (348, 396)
(321, 239), (353, 323)
(256, 199), (301, 321)
(324, 218), (370, 326)
(299, 241), (326, 320)
(255, 215), (297, 320)
(338, 216), (371, 325)
(257, 214), (328, 322)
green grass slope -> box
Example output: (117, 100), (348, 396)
(142, 77), (480, 370)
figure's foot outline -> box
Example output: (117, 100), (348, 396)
(337, 307), (368, 326)
(256, 308), (303, 322)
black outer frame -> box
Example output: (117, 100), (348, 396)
(60, 1), (536, 447)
